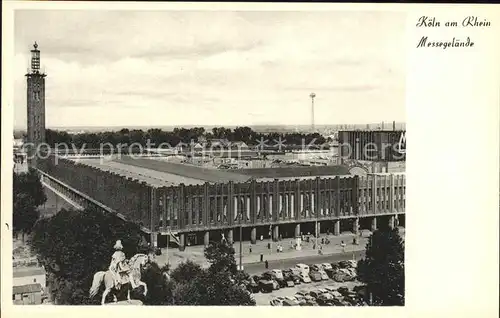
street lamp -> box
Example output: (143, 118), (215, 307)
(315, 209), (319, 251)
(238, 209), (243, 271)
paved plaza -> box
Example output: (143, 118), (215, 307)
(154, 227), (405, 270)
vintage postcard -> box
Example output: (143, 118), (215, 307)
(2, 2), (499, 318)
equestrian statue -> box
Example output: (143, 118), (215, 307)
(89, 240), (151, 305)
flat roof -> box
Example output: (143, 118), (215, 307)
(13, 283), (42, 294)
(13, 266), (45, 278)
(72, 158), (206, 186)
(65, 156), (360, 187)
(115, 157), (252, 184)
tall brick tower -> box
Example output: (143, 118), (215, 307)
(25, 42), (47, 167)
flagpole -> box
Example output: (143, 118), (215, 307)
(239, 222), (243, 271)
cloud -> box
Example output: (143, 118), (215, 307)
(14, 10), (406, 128)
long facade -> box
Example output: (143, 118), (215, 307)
(38, 155), (405, 250)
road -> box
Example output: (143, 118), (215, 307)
(243, 250), (365, 275)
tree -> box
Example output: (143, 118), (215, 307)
(139, 262), (174, 305)
(30, 207), (166, 305)
(167, 241), (255, 306)
(357, 227), (405, 306)
(204, 240), (238, 276)
(172, 269), (254, 306)
(170, 260), (203, 285)
(13, 168), (47, 241)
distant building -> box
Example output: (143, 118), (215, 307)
(230, 141), (249, 150)
(13, 266), (46, 289)
(209, 139), (230, 149)
(192, 142), (204, 150)
(13, 266), (47, 305)
(13, 139), (24, 149)
(13, 283), (43, 305)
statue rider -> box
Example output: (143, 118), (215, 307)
(110, 240), (127, 288)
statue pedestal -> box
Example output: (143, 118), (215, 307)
(106, 300), (143, 306)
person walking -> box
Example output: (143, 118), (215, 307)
(341, 240), (346, 253)
(265, 260), (269, 269)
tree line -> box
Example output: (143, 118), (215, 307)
(44, 126), (329, 149)
(13, 168), (47, 243)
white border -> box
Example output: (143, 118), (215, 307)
(2, 2), (499, 318)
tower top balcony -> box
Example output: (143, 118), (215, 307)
(26, 41), (46, 76)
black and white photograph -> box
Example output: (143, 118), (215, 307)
(3, 3), (498, 314)
(10, 9), (406, 306)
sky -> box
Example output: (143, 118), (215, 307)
(14, 10), (406, 129)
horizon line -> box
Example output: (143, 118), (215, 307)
(14, 121), (407, 130)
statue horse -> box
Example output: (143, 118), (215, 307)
(89, 253), (150, 305)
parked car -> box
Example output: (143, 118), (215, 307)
(304, 299), (319, 306)
(272, 280), (280, 290)
(246, 277), (260, 293)
(345, 293), (360, 305)
(290, 268), (303, 276)
(295, 263), (310, 275)
(333, 273), (353, 282)
(331, 297), (344, 306)
(337, 286), (349, 296)
(330, 263), (339, 270)
(290, 274), (301, 285)
(309, 271), (323, 282)
(283, 296), (300, 306)
(325, 286), (337, 293)
(270, 297), (285, 306)
(338, 260), (350, 269)
(299, 272), (312, 283)
(283, 269), (301, 285)
(261, 272), (281, 290)
(311, 264), (323, 271)
(325, 268), (337, 279)
(277, 278), (289, 288)
(261, 271), (273, 280)
(282, 270), (299, 287)
(295, 291), (309, 297)
(317, 270), (329, 280)
(318, 300), (335, 306)
(317, 293), (335, 306)
(258, 279), (274, 293)
(353, 285), (367, 299)
(309, 290), (323, 298)
(271, 269), (284, 280)
(330, 291), (343, 299)
(293, 294), (307, 306)
(321, 263), (333, 270)
(346, 260), (358, 268)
